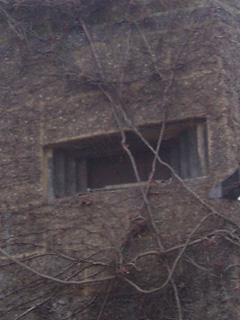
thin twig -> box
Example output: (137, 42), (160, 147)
(0, 246), (115, 285)
(97, 280), (113, 320)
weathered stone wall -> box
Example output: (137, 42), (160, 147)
(1, 1), (240, 319)
(0, 3), (239, 206)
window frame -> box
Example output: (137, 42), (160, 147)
(43, 119), (209, 200)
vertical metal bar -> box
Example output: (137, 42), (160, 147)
(65, 154), (76, 196)
(179, 130), (190, 178)
(76, 159), (88, 193)
(188, 127), (201, 178)
(53, 150), (66, 198)
(197, 123), (209, 176)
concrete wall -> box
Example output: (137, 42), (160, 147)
(1, 1), (240, 319)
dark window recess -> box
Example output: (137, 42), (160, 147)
(48, 121), (208, 199)
(209, 169), (240, 200)
(87, 148), (171, 189)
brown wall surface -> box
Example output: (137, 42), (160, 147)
(1, 1), (240, 319)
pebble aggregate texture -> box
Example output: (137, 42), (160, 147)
(1, 0), (240, 319)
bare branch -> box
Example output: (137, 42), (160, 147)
(0, 246), (115, 285)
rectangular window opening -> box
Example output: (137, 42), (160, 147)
(45, 119), (208, 200)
